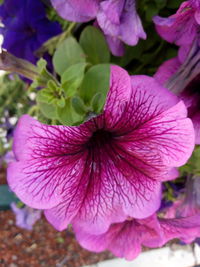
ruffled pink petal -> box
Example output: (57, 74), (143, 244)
(161, 168), (179, 181)
(178, 45), (192, 63)
(153, 2), (197, 47)
(105, 35), (125, 56)
(76, 222), (142, 260)
(114, 76), (194, 168)
(191, 112), (200, 144)
(8, 115), (91, 209)
(45, 141), (162, 233)
(97, 0), (146, 49)
(97, 0), (125, 37)
(160, 215), (200, 244)
(74, 215), (163, 260)
(119, 0), (146, 45)
(119, 100), (194, 168)
(50, 0), (100, 22)
(154, 57), (181, 86)
(195, 9), (200, 24)
(12, 115), (90, 161)
(103, 65), (132, 128)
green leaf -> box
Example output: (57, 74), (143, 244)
(145, 3), (158, 21)
(57, 96), (65, 108)
(155, 0), (167, 9)
(179, 146), (200, 176)
(37, 90), (52, 104)
(79, 64), (110, 113)
(71, 96), (88, 115)
(37, 101), (58, 119)
(61, 62), (88, 97)
(56, 98), (83, 125)
(53, 36), (86, 75)
(80, 26), (110, 65)
(91, 92), (103, 113)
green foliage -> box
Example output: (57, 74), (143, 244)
(56, 98), (83, 125)
(110, 0), (183, 76)
(79, 64), (110, 111)
(53, 36), (86, 75)
(80, 26), (110, 65)
(37, 101), (58, 120)
(61, 62), (88, 97)
(179, 146), (200, 176)
(0, 74), (29, 119)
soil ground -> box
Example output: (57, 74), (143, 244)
(0, 168), (113, 267)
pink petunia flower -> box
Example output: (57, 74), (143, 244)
(73, 212), (200, 260)
(153, 1), (200, 58)
(154, 41), (200, 144)
(7, 65), (194, 234)
(50, 0), (146, 56)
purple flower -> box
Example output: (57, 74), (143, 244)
(154, 42), (200, 144)
(4, 151), (15, 165)
(0, 0), (61, 63)
(7, 66), (194, 234)
(153, 1), (200, 53)
(11, 203), (42, 230)
(50, 0), (146, 56)
(73, 212), (200, 260)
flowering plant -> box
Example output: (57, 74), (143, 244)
(1, 0), (200, 261)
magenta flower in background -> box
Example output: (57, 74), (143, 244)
(153, 1), (200, 62)
(73, 212), (200, 260)
(154, 41), (200, 143)
(50, 0), (146, 56)
(7, 66), (194, 235)
(11, 203), (42, 230)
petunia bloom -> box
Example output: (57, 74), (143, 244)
(50, 0), (146, 56)
(11, 203), (42, 230)
(153, 0), (200, 62)
(73, 212), (200, 260)
(7, 65), (194, 234)
(154, 41), (200, 144)
(0, 0), (61, 63)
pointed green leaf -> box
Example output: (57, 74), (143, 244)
(61, 62), (88, 97)
(37, 101), (58, 119)
(53, 36), (86, 75)
(79, 64), (110, 112)
(71, 96), (87, 115)
(80, 26), (110, 65)
(91, 92), (103, 113)
(56, 98), (83, 125)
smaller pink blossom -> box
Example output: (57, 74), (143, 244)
(73, 212), (200, 260)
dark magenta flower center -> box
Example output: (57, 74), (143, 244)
(87, 129), (113, 149)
